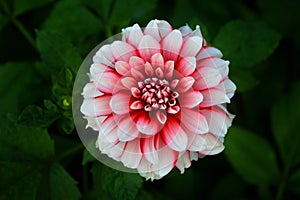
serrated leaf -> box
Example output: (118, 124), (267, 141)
(17, 105), (59, 128)
(230, 69), (259, 92)
(214, 20), (281, 67)
(13, 0), (53, 16)
(92, 163), (143, 200)
(48, 163), (81, 200)
(42, 0), (101, 43)
(271, 82), (300, 167)
(36, 30), (82, 73)
(225, 126), (280, 185)
(0, 62), (49, 114)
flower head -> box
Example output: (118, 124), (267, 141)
(80, 19), (236, 180)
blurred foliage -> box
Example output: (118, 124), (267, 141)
(0, 0), (300, 199)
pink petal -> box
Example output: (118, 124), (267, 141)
(130, 100), (144, 110)
(179, 24), (193, 36)
(197, 133), (224, 155)
(138, 35), (161, 61)
(90, 63), (113, 78)
(99, 116), (118, 143)
(123, 24), (144, 48)
(200, 88), (230, 107)
(116, 115), (140, 142)
(101, 141), (126, 161)
(144, 20), (161, 42)
(176, 76), (195, 93)
(111, 41), (137, 62)
(141, 137), (159, 164)
(192, 67), (222, 90)
(109, 91), (131, 115)
(179, 90), (203, 108)
(176, 57), (196, 76)
(180, 108), (209, 134)
(164, 60), (174, 79)
(94, 71), (122, 94)
(129, 56), (145, 69)
(82, 82), (103, 98)
(131, 68), (145, 81)
(162, 30), (183, 62)
(197, 57), (229, 79)
(80, 95), (112, 117)
(161, 116), (188, 151)
(93, 44), (114, 67)
(121, 139), (142, 168)
(184, 25), (203, 38)
(83, 116), (106, 131)
(135, 111), (160, 135)
(180, 36), (203, 57)
(151, 53), (164, 69)
(196, 46), (223, 61)
(175, 151), (191, 174)
(217, 78), (236, 99)
(201, 106), (234, 137)
(157, 20), (173, 38)
(121, 77), (137, 89)
(115, 61), (131, 76)
(144, 62), (154, 76)
(156, 110), (167, 124)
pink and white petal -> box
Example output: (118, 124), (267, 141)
(190, 151), (199, 161)
(99, 116), (119, 143)
(138, 35), (161, 61)
(161, 116), (188, 151)
(111, 41), (137, 62)
(197, 57), (229, 79)
(198, 134), (225, 155)
(176, 57), (196, 76)
(192, 67), (222, 90)
(180, 36), (203, 57)
(201, 106), (233, 137)
(93, 44), (114, 67)
(161, 30), (183, 62)
(109, 91), (131, 115)
(176, 76), (195, 93)
(181, 108), (209, 134)
(200, 88), (230, 107)
(116, 114), (140, 142)
(94, 71), (122, 94)
(196, 46), (223, 61)
(90, 63), (113, 78)
(80, 96), (112, 117)
(135, 111), (160, 135)
(217, 78), (237, 99)
(83, 116), (106, 131)
(121, 77), (137, 89)
(157, 20), (173, 39)
(141, 137), (159, 164)
(179, 24), (193, 36)
(121, 139), (143, 168)
(185, 25), (203, 38)
(151, 53), (164, 69)
(115, 61), (131, 76)
(82, 82), (103, 98)
(123, 24), (144, 48)
(156, 110), (167, 124)
(150, 146), (178, 180)
(102, 141), (126, 161)
(179, 90), (203, 108)
(176, 151), (191, 174)
(144, 19), (161, 42)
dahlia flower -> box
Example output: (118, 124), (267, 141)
(80, 19), (236, 180)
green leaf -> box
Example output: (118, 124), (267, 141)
(82, 149), (95, 165)
(0, 62), (49, 114)
(214, 20), (281, 67)
(225, 126), (280, 185)
(271, 82), (300, 167)
(82, 0), (111, 20)
(13, 0), (53, 16)
(36, 30), (82, 73)
(0, 13), (8, 30)
(230, 69), (259, 92)
(42, 0), (101, 43)
(288, 169), (300, 196)
(92, 163), (143, 200)
(17, 105), (59, 128)
(48, 163), (81, 200)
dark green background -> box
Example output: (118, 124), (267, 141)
(1, 0), (300, 199)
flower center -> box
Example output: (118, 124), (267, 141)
(135, 77), (179, 112)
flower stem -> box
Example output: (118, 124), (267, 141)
(57, 143), (84, 161)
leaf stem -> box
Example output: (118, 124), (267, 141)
(57, 143), (84, 161)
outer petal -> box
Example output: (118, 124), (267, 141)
(200, 88), (230, 107)
(141, 136), (159, 164)
(188, 132), (223, 154)
(144, 19), (172, 42)
(80, 96), (112, 117)
(180, 108), (209, 134)
(122, 24), (144, 48)
(138, 35), (161, 61)
(179, 90), (203, 108)
(121, 139), (142, 168)
(197, 57), (229, 79)
(161, 30), (183, 62)
(192, 67), (222, 90)
(217, 78), (237, 99)
(82, 82), (103, 98)
(94, 71), (122, 94)
(179, 24), (193, 36)
(161, 116), (188, 151)
(176, 151), (191, 174)
(196, 46), (223, 60)
(111, 41), (137, 62)
(180, 36), (203, 57)
(115, 114), (140, 142)
(176, 57), (196, 76)
(93, 44), (114, 67)
(109, 91), (131, 115)
(83, 116), (106, 131)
